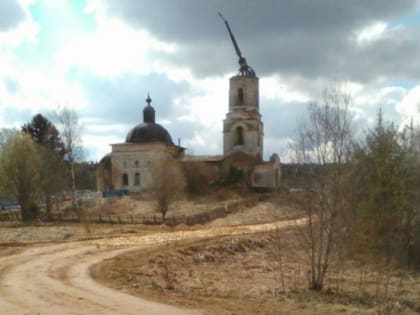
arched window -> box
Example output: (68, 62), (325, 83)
(122, 173), (129, 186)
(237, 88), (244, 105)
(235, 126), (244, 145)
(134, 173), (140, 186)
(134, 160), (139, 168)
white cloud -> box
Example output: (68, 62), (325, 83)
(396, 85), (420, 125)
(1, 65), (88, 114)
(261, 75), (310, 103)
(83, 134), (121, 160)
(191, 77), (227, 125)
(355, 21), (388, 43)
(354, 85), (407, 108)
(54, 16), (176, 78)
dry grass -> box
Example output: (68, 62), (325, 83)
(91, 194), (244, 218)
(95, 227), (420, 315)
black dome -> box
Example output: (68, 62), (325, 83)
(99, 153), (111, 164)
(125, 122), (173, 144)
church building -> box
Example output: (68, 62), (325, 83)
(97, 17), (281, 192)
(96, 94), (185, 192)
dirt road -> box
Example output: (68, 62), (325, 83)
(0, 218), (305, 315)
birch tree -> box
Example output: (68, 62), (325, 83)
(290, 86), (354, 290)
(55, 107), (83, 215)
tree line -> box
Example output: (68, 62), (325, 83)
(288, 86), (420, 290)
(0, 109), (96, 221)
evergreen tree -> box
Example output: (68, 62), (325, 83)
(22, 113), (65, 154)
(350, 109), (420, 265)
(22, 114), (66, 217)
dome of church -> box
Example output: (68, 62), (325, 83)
(125, 94), (174, 145)
(99, 153), (111, 164)
(125, 122), (173, 144)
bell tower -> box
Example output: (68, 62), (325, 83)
(219, 13), (263, 158)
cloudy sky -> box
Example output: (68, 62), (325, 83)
(1, 0), (420, 161)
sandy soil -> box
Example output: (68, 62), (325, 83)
(0, 222), (150, 243)
(0, 218), (305, 315)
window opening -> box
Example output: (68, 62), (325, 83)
(122, 173), (129, 186)
(235, 126), (244, 145)
(134, 173), (140, 186)
(237, 88), (244, 105)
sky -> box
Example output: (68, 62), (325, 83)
(1, 0), (420, 162)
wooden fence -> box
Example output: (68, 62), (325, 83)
(0, 212), (21, 221)
(0, 197), (260, 226)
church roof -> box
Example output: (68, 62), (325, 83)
(125, 122), (173, 144)
(99, 153), (111, 163)
(125, 94), (174, 145)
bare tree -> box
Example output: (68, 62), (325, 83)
(151, 156), (186, 220)
(0, 128), (19, 151)
(290, 86), (354, 290)
(55, 107), (83, 215)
